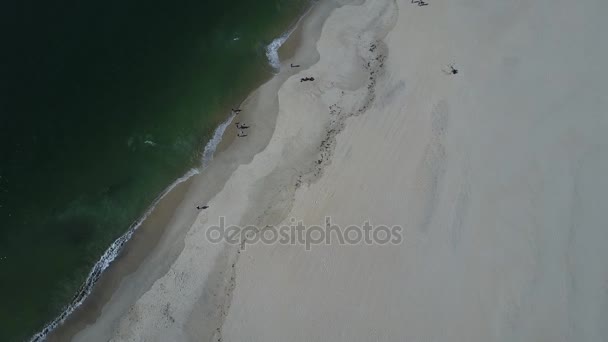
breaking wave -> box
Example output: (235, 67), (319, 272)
(202, 111), (236, 167)
(28, 168), (199, 342)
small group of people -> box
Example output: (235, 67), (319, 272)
(300, 77), (315, 82)
(411, 0), (428, 6)
(235, 122), (249, 129)
(236, 121), (249, 137)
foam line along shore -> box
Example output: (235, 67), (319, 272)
(32, 2), (324, 341)
(52, 1), (346, 340)
(0, 1), (316, 341)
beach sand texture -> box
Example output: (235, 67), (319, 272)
(72, 0), (608, 341)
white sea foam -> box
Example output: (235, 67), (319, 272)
(202, 111), (236, 168)
(265, 6), (311, 72)
(265, 30), (293, 71)
(29, 168), (200, 342)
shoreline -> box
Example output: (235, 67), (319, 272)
(36, 0), (608, 340)
(42, 1), (339, 341)
(44, 175), (195, 341)
(30, 168), (200, 342)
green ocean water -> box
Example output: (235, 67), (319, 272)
(0, 0), (309, 340)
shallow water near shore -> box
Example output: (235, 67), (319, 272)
(0, 0), (310, 340)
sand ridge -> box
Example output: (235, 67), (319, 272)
(222, 0), (608, 341)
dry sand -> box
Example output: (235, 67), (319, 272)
(67, 0), (608, 341)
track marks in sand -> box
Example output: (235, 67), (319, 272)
(184, 246), (239, 342)
(449, 168), (471, 249)
(302, 41), (388, 184)
(413, 99), (449, 233)
(296, 0), (398, 185)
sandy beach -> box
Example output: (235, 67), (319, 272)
(59, 0), (608, 341)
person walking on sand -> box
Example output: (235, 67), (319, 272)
(442, 64), (459, 75)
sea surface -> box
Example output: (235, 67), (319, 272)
(0, 0), (309, 340)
